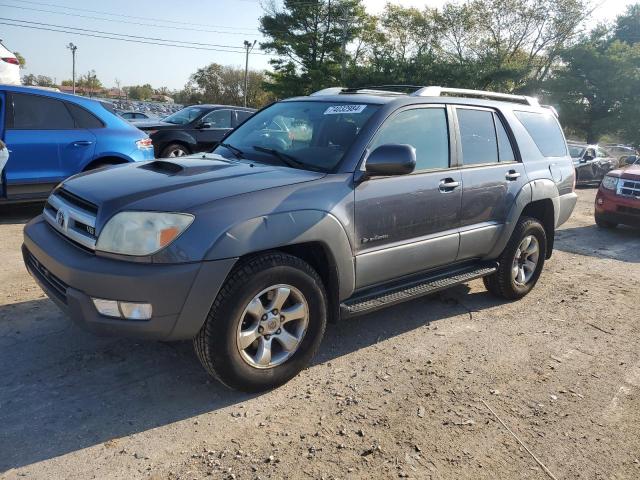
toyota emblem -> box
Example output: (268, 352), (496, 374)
(56, 209), (65, 228)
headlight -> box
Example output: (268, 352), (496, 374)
(601, 175), (619, 191)
(96, 212), (194, 256)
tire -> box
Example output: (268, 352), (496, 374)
(595, 213), (617, 229)
(194, 252), (328, 392)
(161, 143), (190, 158)
(483, 217), (547, 300)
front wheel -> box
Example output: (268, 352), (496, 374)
(161, 143), (190, 158)
(194, 252), (327, 392)
(484, 217), (547, 300)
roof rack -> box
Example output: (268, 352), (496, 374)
(308, 85), (541, 107)
(412, 86), (539, 107)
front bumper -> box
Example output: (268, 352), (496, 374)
(23, 215), (237, 340)
(595, 188), (640, 228)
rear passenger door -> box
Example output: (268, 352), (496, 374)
(454, 106), (527, 261)
(353, 105), (462, 289)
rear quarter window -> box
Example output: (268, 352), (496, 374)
(66, 102), (104, 128)
(514, 110), (567, 157)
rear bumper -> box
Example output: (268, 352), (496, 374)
(23, 215), (237, 340)
(595, 188), (640, 227)
(556, 192), (578, 228)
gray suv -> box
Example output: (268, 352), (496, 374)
(22, 86), (578, 392)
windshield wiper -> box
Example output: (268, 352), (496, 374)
(218, 142), (245, 159)
(251, 146), (322, 171)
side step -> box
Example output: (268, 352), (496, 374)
(340, 262), (498, 318)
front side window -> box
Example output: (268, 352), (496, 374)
(569, 146), (585, 158)
(201, 109), (232, 128)
(514, 110), (567, 157)
(457, 108), (499, 165)
(214, 101), (380, 172)
(369, 108), (449, 171)
(10, 93), (74, 130)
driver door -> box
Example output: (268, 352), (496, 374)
(192, 109), (233, 151)
(353, 106), (462, 289)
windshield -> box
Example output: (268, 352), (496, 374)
(569, 146), (585, 158)
(213, 101), (380, 171)
(163, 106), (208, 125)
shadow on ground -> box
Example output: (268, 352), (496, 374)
(0, 203), (44, 225)
(0, 284), (504, 472)
(555, 224), (640, 263)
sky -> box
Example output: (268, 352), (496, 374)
(1, 0), (636, 90)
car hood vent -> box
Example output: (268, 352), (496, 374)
(139, 160), (185, 175)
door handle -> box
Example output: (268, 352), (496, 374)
(439, 178), (460, 192)
(72, 141), (93, 147)
(505, 170), (521, 181)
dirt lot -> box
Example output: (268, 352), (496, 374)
(1, 188), (639, 480)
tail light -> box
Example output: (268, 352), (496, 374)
(136, 138), (153, 150)
(1, 57), (19, 65)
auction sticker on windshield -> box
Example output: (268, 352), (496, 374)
(324, 105), (367, 115)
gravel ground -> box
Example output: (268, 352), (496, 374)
(1, 188), (639, 480)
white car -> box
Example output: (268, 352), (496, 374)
(0, 42), (20, 85)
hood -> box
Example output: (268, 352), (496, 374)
(61, 154), (325, 225)
(608, 163), (640, 180)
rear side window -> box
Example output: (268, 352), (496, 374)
(514, 110), (567, 157)
(66, 102), (104, 128)
(10, 93), (74, 130)
(236, 110), (253, 123)
(457, 109), (499, 165)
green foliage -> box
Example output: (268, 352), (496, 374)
(22, 74), (54, 87)
(175, 63), (273, 108)
(13, 51), (25, 69)
(125, 84), (154, 100)
(259, 0), (368, 97)
(544, 6), (640, 145)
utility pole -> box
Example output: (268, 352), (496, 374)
(243, 40), (256, 107)
(67, 42), (77, 94)
(340, 3), (348, 84)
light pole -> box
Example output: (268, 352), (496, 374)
(243, 40), (256, 107)
(67, 42), (77, 94)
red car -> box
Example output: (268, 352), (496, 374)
(595, 157), (640, 229)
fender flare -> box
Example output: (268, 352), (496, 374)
(485, 179), (559, 259)
(206, 210), (355, 301)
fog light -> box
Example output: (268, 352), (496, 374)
(92, 298), (120, 318)
(597, 197), (604, 205)
(119, 302), (152, 320)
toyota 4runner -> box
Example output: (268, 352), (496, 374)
(23, 86), (578, 392)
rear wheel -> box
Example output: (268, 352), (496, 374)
(194, 252), (327, 392)
(161, 143), (189, 158)
(595, 213), (617, 229)
(484, 217), (547, 300)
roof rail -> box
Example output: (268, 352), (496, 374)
(309, 87), (345, 96)
(412, 86), (540, 107)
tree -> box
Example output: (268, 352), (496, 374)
(22, 74), (54, 87)
(125, 84), (154, 100)
(613, 3), (640, 45)
(177, 63), (273, 107)
(260, 0), (367, 97)
(78, 70), (103, 96)
(13, 51), (25, 69)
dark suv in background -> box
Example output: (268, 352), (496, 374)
(134, 104), (255, 158)
(23, 86), (577, 392)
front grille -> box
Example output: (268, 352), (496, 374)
(618, 205), (640, 216)
(56, 188), (98, 215)
(618, 179), (640, 198)
(25, 249), (68, 304)
(43, 190), (98, 250)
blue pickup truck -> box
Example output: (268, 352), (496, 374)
(0, 85), (154, 203)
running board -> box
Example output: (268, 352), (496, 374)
(340, 262), (498, 318)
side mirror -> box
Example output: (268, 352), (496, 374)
(582, 154), (594, 162)
(198, 122), (212, 129)
(365, 144), (416, 177)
